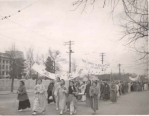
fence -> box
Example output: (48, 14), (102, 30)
(0, 79), (51, 91)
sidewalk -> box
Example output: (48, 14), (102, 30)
(0, 89), (33, 95)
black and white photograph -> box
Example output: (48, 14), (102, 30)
(0, 0), (148, 115)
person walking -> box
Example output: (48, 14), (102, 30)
(80, 81), (86, 101)
(53, 77), (61, 111)
(32, 79), (47, 115)
(57, 79), (68, 115)
(17, 80), (31, 111)
(141, 81), (144, 91)
(85, 80), (91, 107)
(100, 81), (104, 100)
(110, 81), (117, 103)
(128, 82), (131, 93)
(131, 82), (134, 92)
(68, 81), (78, 115)
(89, 81), (99, 115)
(47, 79), (55, 104)
(103, 82), (110, 100)
(96, 80), (101, 101)
(116, 82), (120, 97)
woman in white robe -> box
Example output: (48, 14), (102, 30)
(128, 82), (131, 93)
(58, 79), (68, 115)
(144, 83), (148, 91)
(116, 83), (120, 97)
(32, 79), (47, 115)
(80, 82), (86, 101)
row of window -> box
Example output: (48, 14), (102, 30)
(0, 71), (9, 76)
(0, 65), (10, 70)
(0, 59), (10, 64)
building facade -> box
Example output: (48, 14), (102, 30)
(0, 53), (11, 78)
(5, 50), (24, 59)
(0, 50), (24, 78)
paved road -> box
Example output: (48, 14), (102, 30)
(0, 90), (149, 115)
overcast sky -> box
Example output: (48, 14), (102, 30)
(0, 0), (147, 75)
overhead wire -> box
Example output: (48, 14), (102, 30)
(1, 0), (40, 20)
(0, 1), (62, 46)
(0, 15), (62, 45)
(0, 33), (43, 49)
(0, 39), (25, 49)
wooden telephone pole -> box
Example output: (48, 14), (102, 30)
(64, 41), (74, 74)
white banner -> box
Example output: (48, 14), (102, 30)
(32, 63), (56, 80)
(129, 76), (139, 81)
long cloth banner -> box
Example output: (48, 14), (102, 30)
(32, 63), (79, 80)
(32, 63), (56, 80)
(129, 76), (139, 81)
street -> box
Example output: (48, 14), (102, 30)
(0, 90), (149, 115)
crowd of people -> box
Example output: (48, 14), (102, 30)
(16, 77), (149, 115)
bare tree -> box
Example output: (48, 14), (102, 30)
(6, 43), (16, 92)
(72, 59), (77, 73)
(72, 0), (148, 60)
(120, 0), (148, 60)
(25, 47), (35, 79)
(48, 48), (61, 73)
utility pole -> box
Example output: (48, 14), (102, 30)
(64, 41), (74, 74)
(100, 53), (105, 64)
(118, 64), (121, 79)
(100, 53), (105, 71)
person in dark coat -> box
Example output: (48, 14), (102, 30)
(121, 82), (125, 94)
(125, 82), (128, 93)
(110, 81), (117, 103)
(103, 82), (110, 100)
(133, 82), (137, 91)
(47, 79), (55, 104)
(85, 80), (91, 107)
(68, 81), (78, 115)
(100, 81), (104, 100)
(131, 82), (134, 92)
(17, 80), (31, 111)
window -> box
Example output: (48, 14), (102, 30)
(6, 65), (8, 70)
(2, 71), (5, 75)
(3, 65), (4, 69)
(6, 60), (8, 63)
(3, 60), (5, 63)
(0, 71), (1, 75)
(0, 65), (1, 69)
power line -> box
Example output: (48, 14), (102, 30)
(0, 2), (63, 45)
(0, 39), (25, 49)
(0, 33), (42, 49)
(1, 18), (60, 44)
(1, 0), (40, 20)
(0, 14), (63, 46)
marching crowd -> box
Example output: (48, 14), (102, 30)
(16, 77), (149, 115)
